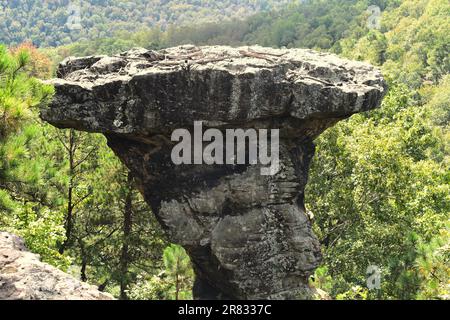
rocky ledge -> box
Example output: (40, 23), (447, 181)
(41, 45), (386, 299)
(0, 232), (114, 300)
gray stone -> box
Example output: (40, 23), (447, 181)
(0, 232), (114, 300)
(41, 45), (387, 299)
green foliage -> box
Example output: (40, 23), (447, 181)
(340, 0), (450, 88)
(336, 286), (369, 300)
(310, 266), (334, 293)
(128, 274), (174, 300)
(69, 141), (167, 298)
(0, 45), (53, 140)
(1, 0), (449, 301)
(128, 244), (194, 300)
(162, 244), (194, 300)
(415, 225), (449, 299)
(0, 0), (292, 47)
(9, 206), (71, 269)
(53, 0), (383, 57)
(305, 0), (449, 297)
(0, 44), (67, 266)
(1, 43), (166, 292)
(306, 78), (449, 298)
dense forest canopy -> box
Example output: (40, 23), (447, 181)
(0, 0), (295, 47)
(0, 0), (449, 300)
(44, 0), (400, 59)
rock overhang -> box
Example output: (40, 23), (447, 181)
(41, 45), (386, 138)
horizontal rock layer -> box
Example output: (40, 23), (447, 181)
(42, 45), (386, 137)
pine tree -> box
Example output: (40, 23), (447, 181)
(162, 244), (194, 300)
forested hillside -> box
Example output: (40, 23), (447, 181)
(45, 0), (399, 58)
(0, 0), (448, 300)
(46, 0), (383, 56)
(0, 0), (293, 47)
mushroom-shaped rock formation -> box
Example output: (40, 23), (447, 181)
(41, 45), (387, 300)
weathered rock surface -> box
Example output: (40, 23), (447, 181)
(0, 232), (114, 300)
(41, 45), (386, 299)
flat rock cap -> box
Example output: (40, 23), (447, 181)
(42, 45), (387, 135)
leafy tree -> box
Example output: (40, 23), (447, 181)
(415, 224), (449, 299)
(64, 137), (167, 298)
(340, 0), (450, 88)
(9, 41), (53, 79)
(127, 244), (194, 300)
(162, 244), (194, 300)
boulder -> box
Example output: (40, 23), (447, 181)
(0, 232), (114, 300)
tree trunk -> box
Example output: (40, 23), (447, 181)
(119, 172), (133, 300)
(175, 257), (180, 300)
(79, 238), (88, 282)
(98, 280), (108, 292)
(59, 129), (75, 254)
